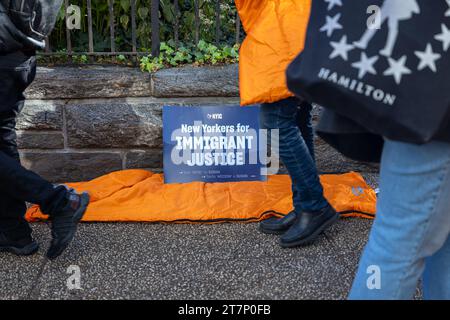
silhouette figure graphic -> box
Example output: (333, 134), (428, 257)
(354, 0), (420, 57)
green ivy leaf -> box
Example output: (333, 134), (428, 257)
(120, 0), (130, 12)
(120, 15), (130, 30)
(138, 7), (149, 20)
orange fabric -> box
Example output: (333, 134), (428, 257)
(26, 170), (376, 223)
(236, 0), (312, 105)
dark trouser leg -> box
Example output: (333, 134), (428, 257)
(0, 112), (68, 216)
(0, 52), (69, 238)
(0, 150), (68, 215)
(292, 100), (316, 210)
(0, 110), (31, 239)
(260, 97), (328, 212)
(296, 100), (315, 162)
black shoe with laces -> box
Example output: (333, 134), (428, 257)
(259, 211), (298, 235)
(0, 232), (39, 256)
(280, 204), (339, 248)
(47, 191), (90, 260)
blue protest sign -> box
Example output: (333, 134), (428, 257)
(163, 105), (266, 184)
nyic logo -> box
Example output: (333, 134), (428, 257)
(207, 113), (223, 120)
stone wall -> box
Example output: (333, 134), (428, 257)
(18, 64), (377, 182)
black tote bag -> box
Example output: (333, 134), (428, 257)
(287, 0), (450, 145)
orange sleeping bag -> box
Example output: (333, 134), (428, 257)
(26, 170), (376, 222)
(236, 0), (312, 105)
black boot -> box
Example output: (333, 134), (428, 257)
(280, 204), (339, 248)
(0, 232), (39, 256)
(259, 211), (298, 235)
(47, 191), (90, 260)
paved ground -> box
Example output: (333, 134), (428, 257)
(0, 218), (373, 300)
(1, 172), (396, 300)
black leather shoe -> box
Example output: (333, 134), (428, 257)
(47, 191), (90, 260)
(0, 232), (39, 256)
(280, 204), (339, 248)
(259, 211), (298, 235)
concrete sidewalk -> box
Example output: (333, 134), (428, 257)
(0, 218), (374, 300)
(0, 173), (383, 300)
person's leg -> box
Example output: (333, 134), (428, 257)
(259, 98), (317, 234)
(0, 51), (90, 259)
(259, 98), (337, 245)
(291, 102), (321, 212)
(259, 98), (304, 235)
(0, 53), (68, 217)
(0, 54), (54, 255)
(0, 109), (32, 240)
(0, 151), (69, 215)
(349, 140), (450, 299)
(290, 100), (315, 212)
(423, 235), (450, 299)
(295, 100), (315, 162)
(260, 97), (326, 212)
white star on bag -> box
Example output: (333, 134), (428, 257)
(322, 0), (449, 84)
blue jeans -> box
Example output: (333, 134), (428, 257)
(260, 97), (328, 212)
(349, 139), (450, 300)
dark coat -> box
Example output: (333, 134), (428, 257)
(0, 0), (63, 54)
(315, 109), (385, 163)
(315, 106), (449, 163)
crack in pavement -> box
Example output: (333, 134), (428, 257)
(24, 256), (48, 300)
